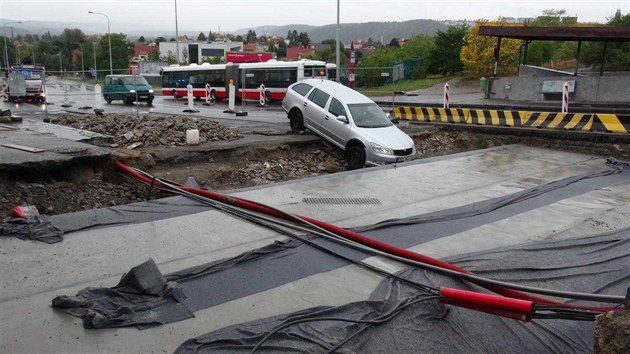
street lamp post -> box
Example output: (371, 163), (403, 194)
(3, 21), (22, 71)
(88, 11), (113, 75)
(92, 37), (98, 82)
(174, 0), (180, 65)
(335, 0), (340, 82)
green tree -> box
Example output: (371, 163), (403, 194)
(155, 36), (166, 45)
(388, 38), (400, 47)
(95, 33), (132, 75)
(161, 50), (176, 65)
(277, 41), (287, 58)
(197, 32), (207, 42)
(287, 30), (298, 46)
(138, 36), (146, 43)
(245, 29), (257, 44)
(321, 39), (336, 51)
(207, 31), (216, 41)
(581, 9), (630, 71)
(147, 48), (160, 61)
(460, 20), (521, 75)
(297, 32), (311, 47)
(427, 25), (467, 75)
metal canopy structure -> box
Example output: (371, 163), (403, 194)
(479, 26), (630, 76)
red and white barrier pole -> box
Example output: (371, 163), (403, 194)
(259, 83), (266, 107)
(204, 83), (214, 105)
(443, 83), (450, 109)
(562, 82), (569, 113)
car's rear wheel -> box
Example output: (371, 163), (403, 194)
(289, 110), (304, 133)
(124, 96), (133, 105)
(346, 146), (366, 170)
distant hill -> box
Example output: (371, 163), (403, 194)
(235, 19), (449, 43)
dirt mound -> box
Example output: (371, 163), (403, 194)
(54, 113), (242, 148)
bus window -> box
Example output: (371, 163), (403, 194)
(305, 66), (326, 77)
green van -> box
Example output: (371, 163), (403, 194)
(103, 75), (154, 105)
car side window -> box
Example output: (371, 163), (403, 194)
(105, 77), (111, 85)
(328, 98), (347, 117)
(308, 88), (330, 109)
(291, 83), (312, 96)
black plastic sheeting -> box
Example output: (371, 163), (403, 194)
(0, 196), (208, 243)
(49, 159), (630, 334)
(0, 216), (64, 243)
(175, 229), (630, 353)
(52, 240), (301, 329)
(49, 159), (630, 329)
(52, 259), (192, 329)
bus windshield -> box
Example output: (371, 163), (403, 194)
(305, 65), (326, 78)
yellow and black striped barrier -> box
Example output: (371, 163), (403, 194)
(393, 106), (630, 134)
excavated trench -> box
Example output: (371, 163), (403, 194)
(5, 111), (630, 223)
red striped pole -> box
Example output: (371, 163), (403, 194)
(562, 82), (569, 113)
(444, 83), (450, 109)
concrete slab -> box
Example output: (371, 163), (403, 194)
(0, 129), (110, 173)
(1, 145), (628, 353)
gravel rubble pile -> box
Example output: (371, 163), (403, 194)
(228, 149), (346, 186)
(0, 173), (149, 222)
(54, 113), (242, 147)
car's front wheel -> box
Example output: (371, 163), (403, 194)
(289, 110), (304, 133)
(346, 145), (366, 170)
(104, 95), (112, 104)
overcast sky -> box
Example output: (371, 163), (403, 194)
(1, 0), (628, 33)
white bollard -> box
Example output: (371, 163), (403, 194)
(187, 83), (194, 110)
(61, 84), (71, 107)
(259, 83), (266, 107)
(562, 82), (569, 113)
(228, 80), (236, 112)
(94, 84), (103, 109)
(79, 84), (91, 109)
(443, 83), (450, 109)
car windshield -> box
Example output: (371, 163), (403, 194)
(348, 103), (393, 128)
(122, 77), (149, 85)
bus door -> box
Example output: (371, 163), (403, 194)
(225, 64), (239, 98)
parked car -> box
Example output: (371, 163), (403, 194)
(282, 78), (416, 169)
(103, 75), (154, 105)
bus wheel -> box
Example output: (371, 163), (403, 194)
(172, 90), (178, 99)
(264, 90), (272, 102)
(210, 90), (217, 101)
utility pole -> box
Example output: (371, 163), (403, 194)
(335, 0), (340, 82)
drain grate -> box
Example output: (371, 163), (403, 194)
(302, 197), (382, 205)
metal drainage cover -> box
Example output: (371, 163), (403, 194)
(302, 197), (382, 205)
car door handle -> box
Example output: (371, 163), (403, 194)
(303, 102), (307, 107)
(324, 115), (330, 120)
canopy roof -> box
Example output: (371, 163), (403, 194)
(478, 26), (630, 42)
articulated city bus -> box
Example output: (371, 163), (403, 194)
(161, 60), (328, 101)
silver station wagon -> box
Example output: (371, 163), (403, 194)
(282, 79), (416, 169)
